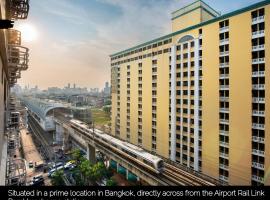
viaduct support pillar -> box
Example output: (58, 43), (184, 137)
(87, 144), (96, 164)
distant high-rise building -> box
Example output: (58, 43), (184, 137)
(104, 82), (111, 95)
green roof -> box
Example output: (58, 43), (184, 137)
(110, 0), (270, 58)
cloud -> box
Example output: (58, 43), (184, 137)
(19, 0), (224, 89)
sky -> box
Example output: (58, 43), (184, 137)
(16, 0), (263, 90)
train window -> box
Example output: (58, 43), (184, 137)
(157, 160), (164, 169)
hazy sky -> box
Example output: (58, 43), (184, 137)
(16, 0), (262, 90)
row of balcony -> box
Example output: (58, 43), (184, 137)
(5, 1), (30, 85)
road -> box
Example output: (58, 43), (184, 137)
(20, 128), (51, 186)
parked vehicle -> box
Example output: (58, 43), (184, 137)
(28, 161), (34, 168)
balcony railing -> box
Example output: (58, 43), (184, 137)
(220, 85), (229, 90)
(252, 45), (265, 51)
(220, 108), (229, 113)
(220, 63), (229, 68)
(252, 71), (265, 77)
(7, 0), (30, 20)
(252, 84), (265, 90)
(252, 110), (265, 116)
(219, 51), (229, 57)
(220, 130), (229, 136)
(220, 97), (229, 102)
(252, 16), (265, 24)
(252, 97), (265, 103)
(252, 162), (264, 170)
(220, 141), (229, 147)
(220, 119), (229, 124)
(252, 149), (265, 156)
(220, 74), (229, 79)
(7, 45), (29, 71)
(252, 123), (265, 130)
(219, 163), (229, 170)
(252, 136), (265, 143)
(219, 175), (228, 182)
(219, 26), (229, 33)
(8, 29), (21, 45)
(220, 38), (229, 45)
(252, 175), (264, 183)
(252, 30), (265, 39)
(252, 58), (265, 64)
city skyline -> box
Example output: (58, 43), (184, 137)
(15, 0), (262, 90)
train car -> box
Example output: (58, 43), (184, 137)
(70, 119), (90, 134)
(69, 119), (164, 173)
(93, 129), (164, 173)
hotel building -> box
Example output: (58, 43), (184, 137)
(110, 0), (270, 185)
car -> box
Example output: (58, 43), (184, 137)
(64, 162), (72, 170)
(33, 174), (43, 181)
(55, 162), (63, 168)
(49, 162), (63, 170)
(64, 163), (77, 170)
(48, 168), (56, 177)
(66, 160), (76, 165)
(28, 161), (34, 168)
(29, 178), (44, 186)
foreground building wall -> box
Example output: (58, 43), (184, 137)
(0, 0), (30, 185)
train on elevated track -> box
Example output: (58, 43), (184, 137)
(70, 119), (164, 173)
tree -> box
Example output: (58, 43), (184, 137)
(103, 106), (111, 113)
(104, 100), (111, 105)
(106, 178), (117, 186)
(71, 149), (84, 165)
(90, 162), (107, 183)
(79, 159), (92, 185)
(51, 170), (65, 186)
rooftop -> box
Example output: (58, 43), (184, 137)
(21, 97), (67, 120)
(171, 0), (220, 20)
